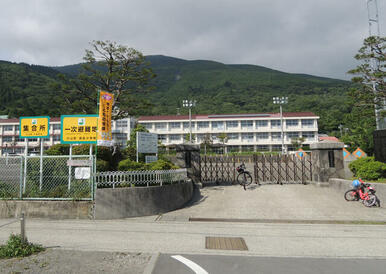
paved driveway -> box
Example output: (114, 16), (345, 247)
(159, 183), (386, 222)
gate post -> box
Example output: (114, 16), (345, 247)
(175, 144), (201, 188)
(310, 142), (345, 182)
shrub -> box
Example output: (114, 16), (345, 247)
(146, 159), (179, 170)
(96, 160), (110, 172)
(349, 157), (386, 180)
(349, 157), (374, 176)
(0, 234), (45, 258)
(118, 159), (145, 171)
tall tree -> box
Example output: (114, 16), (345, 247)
(348, 36), (385, 129)
(69, 40), (156, 119)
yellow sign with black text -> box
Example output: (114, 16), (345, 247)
(97, 91), (114, 146)
(19, 116), (50, 138)
(61, 115), (98, 144)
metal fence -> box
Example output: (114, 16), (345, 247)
(95, 168), (188, 188)
(0, 155), (95, 200)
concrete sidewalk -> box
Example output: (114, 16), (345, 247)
(159, 184), (386, 222)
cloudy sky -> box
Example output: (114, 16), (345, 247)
(0, 0), (384, 80)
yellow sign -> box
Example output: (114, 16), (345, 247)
(97, 91), (114, 146)
(61, 115), (98, 144)
(19, 116), (50, 138)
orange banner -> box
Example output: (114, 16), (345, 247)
(97, 91), (114, 146)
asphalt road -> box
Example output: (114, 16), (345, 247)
(153, 254), (386, 274)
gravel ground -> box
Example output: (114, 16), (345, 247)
(0, 249), (151, 274)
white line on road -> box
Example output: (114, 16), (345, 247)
(171, 255), (209, 274)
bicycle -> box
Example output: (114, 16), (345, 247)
(236, 162), (257, 190)
(344, 179), (379, 207)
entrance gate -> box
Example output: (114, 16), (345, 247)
(200, 154), (312, 185)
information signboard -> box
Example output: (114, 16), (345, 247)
(19, 116), (50, 138)
(61, 115), (98, 144)
(145, 155), (158, 163)
(97, 91), (114, 146)
(137, 132), (158, 153)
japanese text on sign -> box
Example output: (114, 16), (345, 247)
(97, 91), (114, 146)
(19, 116), (50, 138)
(61, 115), (98, 144)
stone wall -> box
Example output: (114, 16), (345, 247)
(94, 180), (193, 219)
(0, 200), (93, 219)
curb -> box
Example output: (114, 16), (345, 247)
(143, 252), (160, 274)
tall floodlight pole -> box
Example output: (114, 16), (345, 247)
(182, 99), (196, 143)
(273, 97), (288, 154)
(367, 0), (384, 129)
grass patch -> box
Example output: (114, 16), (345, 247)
(0, 234), (45, 259)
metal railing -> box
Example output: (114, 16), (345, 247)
(95, 168), (188, 188)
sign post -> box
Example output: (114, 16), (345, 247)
(20, 116), (50, 193)
(61, 115), (98, 191)
(136, 132), (158, 162)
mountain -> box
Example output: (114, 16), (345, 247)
(0, 56), (354, 133)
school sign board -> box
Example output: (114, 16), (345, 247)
(137, 132), (158, 153)
(19, 116), (50, 138)
(61, 115), (98, 144)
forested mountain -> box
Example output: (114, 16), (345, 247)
(1, 55), (354, 134)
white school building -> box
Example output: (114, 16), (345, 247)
(138, 112), (319, 152)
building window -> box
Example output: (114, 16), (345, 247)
(155, 123), (167, 130)
(271, 132), (281, 140)
(226, 121), (238, 128)
(287, 132), (299, 140)
(241, 120), (253, 129)
(116, 120), (128, 128)
(271, 145), (282, 151)
(15, 125), (20, 132)
(2, 136), (13, 142)
(3, 125), (13, 131)
(257, 145), (269, 151)
(169, 134), (181, 141)
(143, 123), (153, 130)
(52, 124), (61, 130)
(271, 120), (281, 128)
(183, 122), (195, 129)
(241, 133), (254, 142)
(227, 133), (239, 140)
(301, 119), (314, 128)
(53, 135), (61, 142)
(302, 132), (315, 140)
(256, 120), (268, 128)
(28, 138), (38, 142)
(169, 122), (181, 129)
(158, 134), (166, 142)
(286, 119), (299, 127)
(15, 137), (24, 143)
(212, 121), (224, 130)
(241, 145), (254, 152)
(228, 145), (239, 152)
(256, 132), (269, 139)
(197, 121), (209, 129)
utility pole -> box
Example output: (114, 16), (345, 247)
(366, 0), (384, 130)
(273, 97), (288, 154)
(182, 99), (196, 143)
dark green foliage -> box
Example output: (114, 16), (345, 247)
(96, 160), (110, 172)
(0, 234), (45, 258)
(117, 159), (178, 171)
(45, 144), (70, 155)
(349, 157), (386, 180)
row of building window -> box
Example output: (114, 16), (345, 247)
(145, 119), (314, 130)
(1, 136), (61, 143)
(158, 132), (315, 142)
(1, 124), (61, 132)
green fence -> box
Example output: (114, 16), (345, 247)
(0, 155), (95, 200)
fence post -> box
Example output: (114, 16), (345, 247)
(20, 212), (26, 243)
(19, 156), (23, 199)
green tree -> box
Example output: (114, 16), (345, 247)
(68, 40), (156, 119)
(348, 36), (385, 129)
(217, 133), (228, 154)
(290, 137), (305, 150)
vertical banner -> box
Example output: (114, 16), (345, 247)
(97, 91), (114, 146)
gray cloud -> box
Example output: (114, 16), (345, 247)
(0, 0), (384, 80)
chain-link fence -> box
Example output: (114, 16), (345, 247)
(0, 155), (95, 200)
(0, 156), (23, 198)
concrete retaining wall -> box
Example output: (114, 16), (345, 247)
(0, 200), (93, 219)
(329, 178), (386, 205)
(95, 181), (194, 219)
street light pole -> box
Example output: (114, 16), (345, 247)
(273, 97), (288, 154)
(182, 99), (196, 143)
